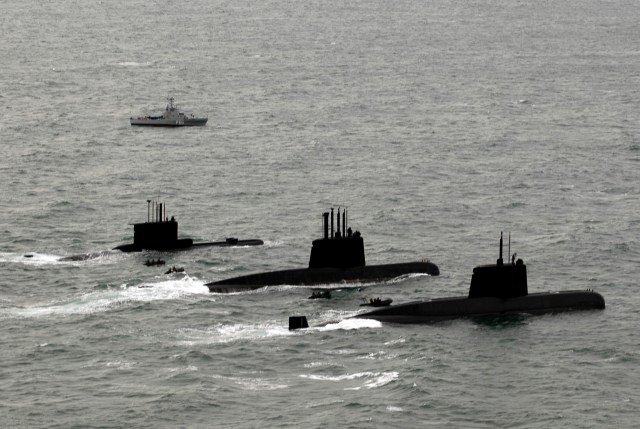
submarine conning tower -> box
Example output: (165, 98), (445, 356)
(468, 232), (528, 298)
(131, 200), (192, 250)
(308, 207), (365, 269)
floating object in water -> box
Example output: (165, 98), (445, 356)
(360, 297), (393, 307)
(164, 266), (184, 274)
(145, 258), (166, 267)
(289, 316), (309, 331)
(206, 207), (439, 293)
(130, 97), (207, 127)
(309, 289), (332, 299)
(113, 200), (263, 252)
(23, 254), (34, 258)
(355, 233), (605, 323)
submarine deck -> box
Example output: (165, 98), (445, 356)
(355, 290), (605, 323)
(113, 239), (264, 253)
(207, 261), (439, 293)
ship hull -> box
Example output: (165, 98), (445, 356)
(355, 290), (605, 323)
(130, 118), (207, 126)
(130, 118), (183, 126)
(206, 261), (439, 293)
(114, 238), (263, 252)
(184, 118), (208, 126)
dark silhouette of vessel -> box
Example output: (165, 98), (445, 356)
(308, 290), (332, 299)
(207, 207), (439, 293)
(113, 200), (264, 252)
(360, 297), (393, 307)
(355, 233), (605, 323)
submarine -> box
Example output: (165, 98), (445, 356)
(59, 201), (263, 261)
(354, 233), (605, 324)
(112, 200), (264, 252)
(207, 207), (439, 293)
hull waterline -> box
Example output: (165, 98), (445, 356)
(355, 290), (605, 323)
(207, 261), (439, 292)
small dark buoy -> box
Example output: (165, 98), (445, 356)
(289, 316), (309, 330)
(24, 254), (34, 258)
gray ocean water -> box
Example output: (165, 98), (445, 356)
(1, 0), (639, 427)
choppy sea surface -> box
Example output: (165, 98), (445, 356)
(1, 0), (639, 427)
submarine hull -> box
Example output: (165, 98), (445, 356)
(355, 290), (605, 323)
(207, 261), (439, 293)
(114, 239), (263, 253)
